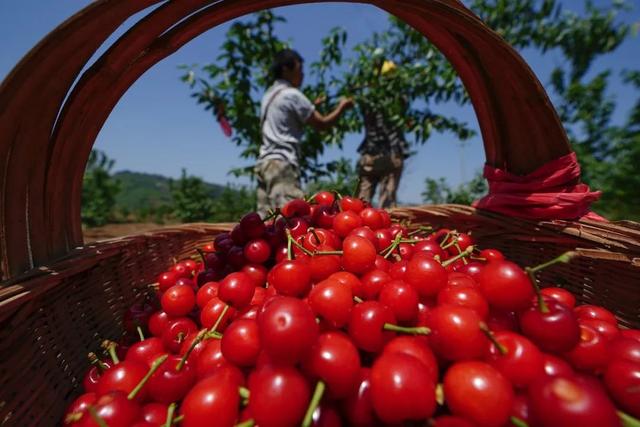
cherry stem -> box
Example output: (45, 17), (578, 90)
(301, 380), (326, 427)
(239, 386), (250, 406)
(310, 228), (321, 245)
(196, 248), (207, 265)
(176, 328), (208, 371)
(287, 230), (314, 256)
(383, 323), (431, 335)
(263, 208), (280, 222)
(314, 250), (343, 256)
(525, 266), (549, 314)
(453, 243), (469, 264)
(88, 352), (108, 373)
(287, 231), (294, 260)
(211, 304), (230, 335)
(382, 232), (404, 259)
(102, 340), (120, 364)
(137, 326), (145, 341)
(510, 416), (529, 427)
(408, 225), (433, 237)
(87, 406), (109, 427)
(235, 420), (255, 427)
(441, 245), (474, 267)
(128, 354), (168, 400)
(619, 411), (640, 427)
(173, 415), (184, 424)
(238, 386), (250, 399)
(435, 383), (444, 405)
(163, 403), (177, 427)
(479, 323), (508, 355)
(529, 251), (576, 274)
(353, 296), (364, 303)
(65, 412), (83, 424)
(439, 231), (455, 248)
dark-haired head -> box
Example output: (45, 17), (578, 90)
(271, 49), (304, 82)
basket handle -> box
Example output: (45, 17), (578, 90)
(0, 0), (573, 280)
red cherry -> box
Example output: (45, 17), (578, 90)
(282, 198), (311, 218)
(82, 391), (141, 427)
(620, 329), (640, 343)
(140, 403), (168, 425)
(162, 318), (198, 353)
(477, 260), (534, 311)
(360, 269), (391, 300)
(382, 336), (438, 383)
(241, 263), (268, 287)
(125, 337), (166, 367)
(313, 191), (335, 206)
(580, 318), (620, 341)
(348, 301), (396, 353)
(340, 196), (365, 213)
(360, 208), (384, 230)
(218, 272), (255, 310)
(303, 332), (361, 398)
(308, 246), (341, 281)
(574, 304), (618, 325)
(342, 368), (376, 427)
(426, 305), (488, 361)
(96, 360), (148, 400)
(148, 311), (172, 337)
(378, 279), (419, 323)
(370, 352), (436, 423)
(519, 299), (580, 353)
(437, 285), (489, 319)
(485, 331), (545, 388)
(158, 271), (178, 292)
(268, 259), (312, 297)
(248, 364), (311, 427)
(604, 359), (640, 417)
(200, 297), (235, 331)
(375, 228), (393, 252)
(147, 354), (196, 404)
(332, 210), (362, 238)
(388, 259), (408, 279)
(180, 368), (241, 427)
(541, 353), (574, 377)
(609, 336), (640, 364)
(541, 287), (576, 308)
(196, 281), (219, 309)
(195, 339), (227, 380)
(404, 254), (448, 298)
(221, 318), (261, 367)
(528, 374), (620, 427)
(342, 235), (377, 274)
(444, 361), (514, 427)
(161, 284), (196, 317)
(258, 296), (319, 364)
(243, 239), (271, 264)
(351, 226), (378, 246)
(308, 278), (353, 328)
(447, 271), (477, 288)
(479, 248), (504, 262)
(328, 271), (363, 297)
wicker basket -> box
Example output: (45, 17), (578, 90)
(0, 0), (639, 425)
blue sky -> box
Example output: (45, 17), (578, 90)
(1, 1), (638, 204)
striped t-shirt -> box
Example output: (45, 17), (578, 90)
(258, 79), (315, 167)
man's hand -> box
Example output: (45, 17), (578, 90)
(313, 94), (327, 106)
(338, 97), (354, 110)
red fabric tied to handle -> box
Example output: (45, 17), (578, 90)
(472, 152), (606, 221)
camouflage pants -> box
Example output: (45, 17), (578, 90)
(356, 153), (404, 209)
(255, 159), (305, 218)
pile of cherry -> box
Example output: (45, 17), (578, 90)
(64, 192), (640, 427)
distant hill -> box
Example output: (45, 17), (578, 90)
(113, 170), (227, 213)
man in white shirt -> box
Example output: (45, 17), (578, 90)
(256, 49), (353, 217)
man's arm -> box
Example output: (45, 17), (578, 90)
(307, 97), (353, 131)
